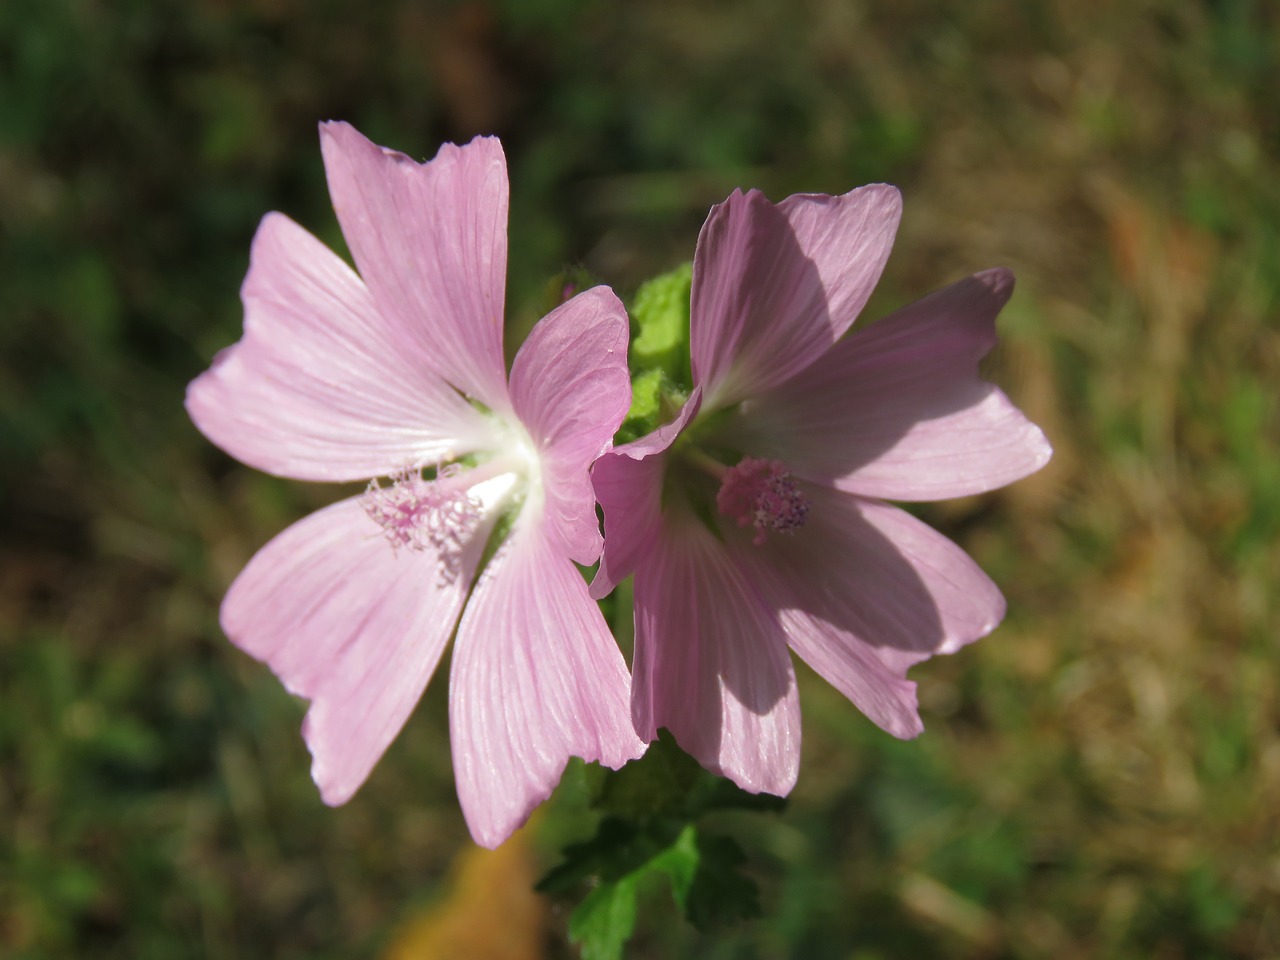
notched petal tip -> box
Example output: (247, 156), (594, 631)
(715, 186), (756, 208)
(303, 713), (359, 808)
(219, 498), (478, 815)
(576, 283), (631, 349)
(973, 265), (1016, 302)
(451, 523), (644, 848)
(694, 179), (907, 405)
(318, 117), (513, 412)
(1025, 421), (1056, 474)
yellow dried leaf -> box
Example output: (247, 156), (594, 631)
(382, 826), (545, 960)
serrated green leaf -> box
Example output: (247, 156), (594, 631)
(625, 367), (664, 422)
(537, 817), (673, 894)
(541, 733), (780, 950)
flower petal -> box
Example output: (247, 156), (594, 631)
(449, 516), (646, 849)
(782, 608), (925, 739)
(589, 389), (702, 599)
(727, 268), (1052, 500)
(690, 185), (901, 410)
(735, 486), (1005, 735)
(221, 495), (488, 806)
(186, 213), (496, 482)
(508, 286), (631, 565)
(632, 513), (800, 796)
(320, 122), (511, 412)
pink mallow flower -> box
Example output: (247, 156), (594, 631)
(591, 186), (1052, 796)
(187, 122), (644, 848)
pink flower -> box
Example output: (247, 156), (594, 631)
(186, 122), (644, 848)
(591, 187), (1052, 796)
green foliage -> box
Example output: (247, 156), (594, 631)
(629, 262), (693, 377)
(557, 822), (764, 959)
(540, 733), (783, 957)
(570, 876), (641, 960)
(615, 263), (694, 444)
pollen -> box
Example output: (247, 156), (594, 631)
(716, 457), (810, 546)
(362, 464), (483, 561)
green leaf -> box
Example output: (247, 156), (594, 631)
(569, 875), (640, 960)
(537, 817), (673, 895)
(593, 729), (704, 821)
(616, 262), (695, 443)
(619, 367), (665, 439)
(541, 733), (782, 952)
(647, 824), (699, 909)
(553, 820), (764, 947)
(592, 729), (787, 822)
(630, 261), (692, 373)
(685, 832), (762, 930)
(683, 770), (788, 819)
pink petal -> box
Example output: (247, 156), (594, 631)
(632, 514), (800, 796)
(508, 286), (631, 565)
(589, 389), (702, 599)
(727, 268), (1052, 500)
(735, 485), (1006, 734)
(186, 213), (496, 482)
(320, 122), (512, 413)
(690, 185), (901, 411)
(221, 496), (489, 806)
(781, 608), (924, 739)
(449, 516), (646, 849)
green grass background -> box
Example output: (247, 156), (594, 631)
(1, 0), (1277, 956)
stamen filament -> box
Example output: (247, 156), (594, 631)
(682, 447), (729, 480)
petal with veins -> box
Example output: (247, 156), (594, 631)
(727, 268), (1052, 500)
(186, 213), (496, 482)
(449, 516), (645, 849)
(736, 486), (1005, 733)
(691, 185), (901, 410)
(633, 514), (800, 796)
(320, 122), (512, 413)
(222, 496), (490, 806)
(508, 286), (631, 565)
(590, 389), (702, 599)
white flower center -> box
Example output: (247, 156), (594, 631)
(361, 421), (541, 580)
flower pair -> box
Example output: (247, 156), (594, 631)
(188, 124), (1050, 848)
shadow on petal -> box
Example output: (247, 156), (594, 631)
(721, 269), (1050, 500)
(734, 484), (1004, 673)
(632, 514), (800, 795)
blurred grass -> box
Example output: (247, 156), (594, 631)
(1, 0), (1278, 957)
